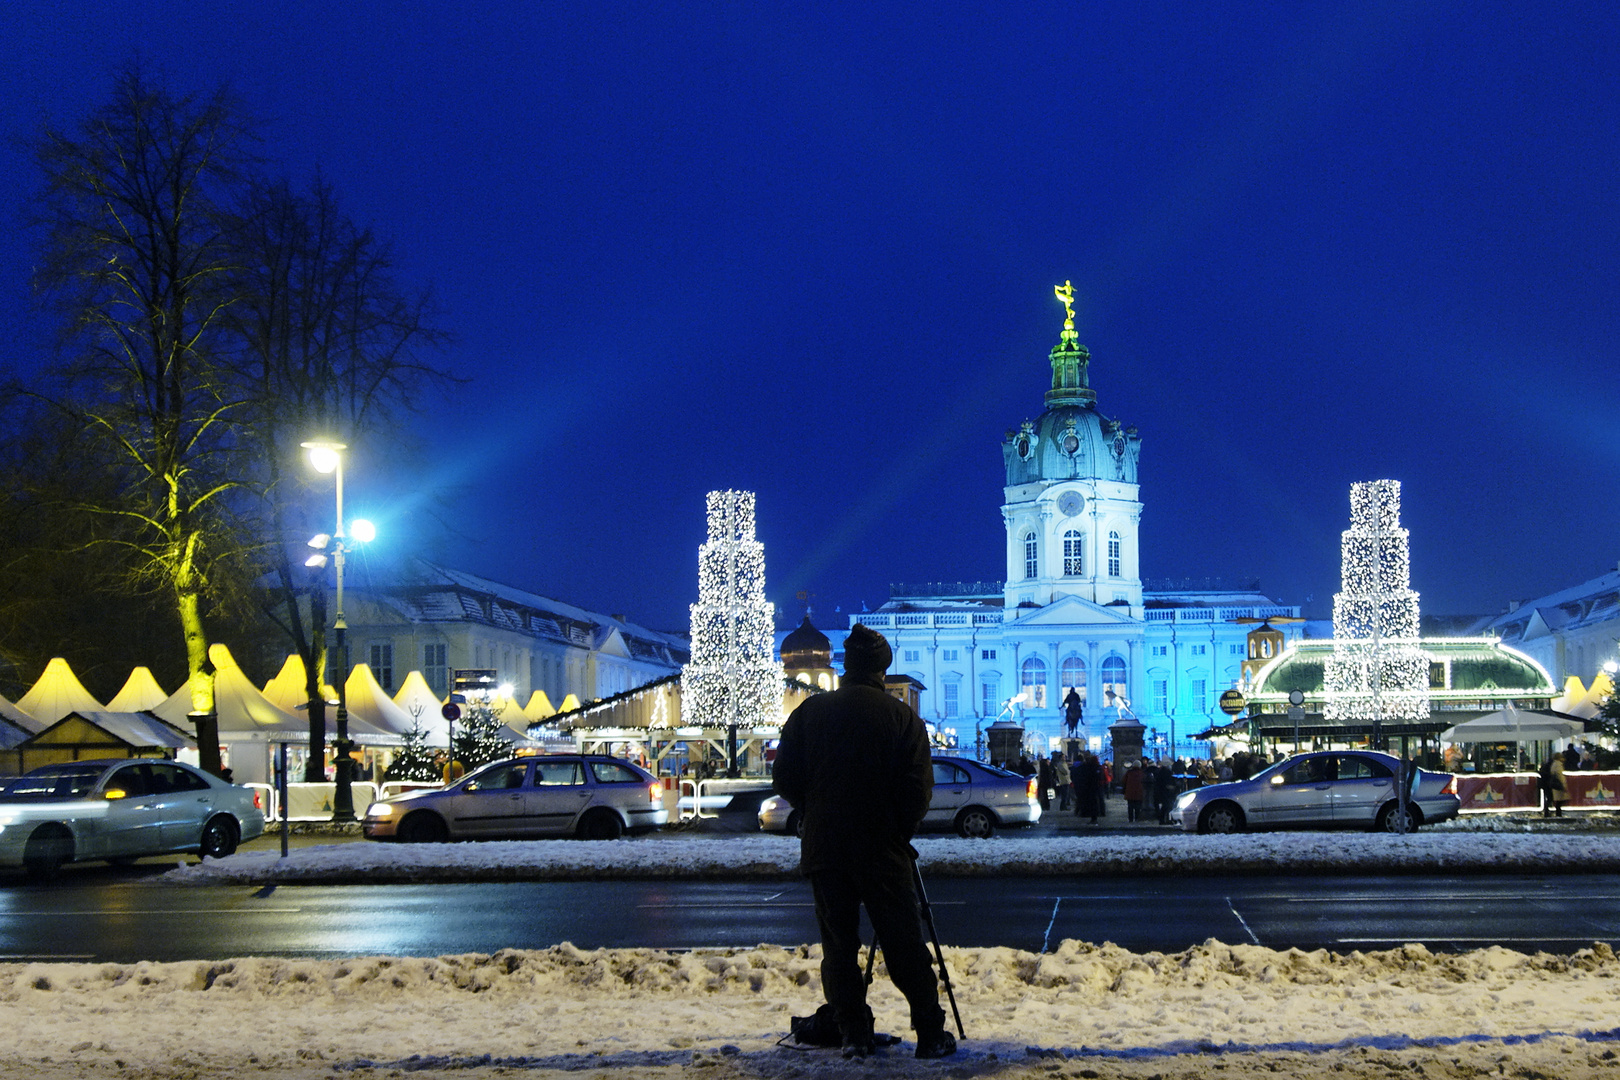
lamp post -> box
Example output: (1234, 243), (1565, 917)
(303, 440), (375, 823)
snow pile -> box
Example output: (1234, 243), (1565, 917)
(163, 830), (1620, 885)
(4, 940), (1620, 1079)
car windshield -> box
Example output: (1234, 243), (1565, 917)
(0, 765), (106, 800)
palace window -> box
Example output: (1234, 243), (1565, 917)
(1108, 531), (1122, 577)
(1100, 655), (1128, 707)
(1190, 678), (1208, 713)
(981, 648), (997, 661)
(423, 643), (447, 696)
(942, 678), (960, 719)
(1020, 656), (1048, 709)
(1023, 531), (1039, 580)
(1059, 656), (1087, 708)
(981, 678), (1001, 716)
(1152, 679), (1169, 715)
(369, 643), (394, 692)
(1062, 530), (1084, 576)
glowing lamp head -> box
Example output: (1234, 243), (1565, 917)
(301, 440), (347, 474)
(350, 519), (376, 543)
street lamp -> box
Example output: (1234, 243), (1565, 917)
(302, 440), (375, 822)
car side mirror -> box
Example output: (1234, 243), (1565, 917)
(104, 788), (128, 800)
(1269, 775), (1284, 786)
(462, 781), (481, 792)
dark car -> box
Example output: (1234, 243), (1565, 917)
(363, 754), (668, 841)
(0, 758), (265, 878)
(757, 754), (1042, 838)
(1174, 749), (1460, 833)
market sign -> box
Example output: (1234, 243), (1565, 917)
(1218, 689), (1247, 716)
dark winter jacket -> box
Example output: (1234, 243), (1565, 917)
(772, 673), (934, 877)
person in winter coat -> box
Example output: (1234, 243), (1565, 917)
(1036, 756), (1054, 812)
(1074, 752), (1103, 824)
(1546, 753), (1569, 817)
(772, 624), (957, 1060)
(1122, 760), (1145, 821)
(1051, 753), (1071, 811)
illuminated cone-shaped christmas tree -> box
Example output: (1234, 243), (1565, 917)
(1324, 480), (1430, 725)
(681, 491), (785, 734)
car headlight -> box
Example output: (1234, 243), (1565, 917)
(1174, 790), (1198, 810)
(365, 803), (394, 819)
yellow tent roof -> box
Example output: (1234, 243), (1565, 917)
(106, 666), (169, 712)
(261, 655), (338, 712)
(17, 657), (103, 725)
(344, 664), (421, 736)
(523, 690), (556, 721)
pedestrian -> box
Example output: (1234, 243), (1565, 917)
(1075, 752), (1103, 824)
(1051, 752), (1071, 811)
(1547, 752), (1569, 817)
(1122, 760), (1144, 822)
(1036, 755), (1054, 812)
(771, 624), (958, 1060)
(1155, 761), (1177, 824)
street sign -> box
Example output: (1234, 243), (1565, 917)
(1218, 689), (1247, 716)
(441, 702), (462, 721)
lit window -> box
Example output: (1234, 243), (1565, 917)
(1108, 531), (1121, 577)
(1101, 655), (1128, 706)
(1059, 655), (1085, 700)
(1024, 531), (1039, 579)
(1020, 656), (1048, 709)
(1063, 530), (1084, 576)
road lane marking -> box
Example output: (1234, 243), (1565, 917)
(0, 909), (303, 916)
(1041, 899), (1062, 953)
(1226, 898), (1261, 945)
(0, 954), (95, 960)
(1337, 936), (1616, 944)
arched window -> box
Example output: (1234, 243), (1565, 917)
(1063, 530), (1084, 576)
(1107, 531), (1122, 577)
(1060, 656), (1087, 708)
(1023, 531), (1039, 580)
(1101, 655), (1128, 708)
(1020, 656), (1048, 709)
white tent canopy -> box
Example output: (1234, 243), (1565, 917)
(344, 664), (420, 737)
(392, 671), (450, 747)
(106, 667), (169, 712)
(17, 657), (103, 726)
(1440, 707), (1587, 744)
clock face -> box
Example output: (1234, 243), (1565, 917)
(1057, 491), (1083, 517)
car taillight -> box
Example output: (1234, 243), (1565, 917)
(253, 790), (262, 810)
(1441, 776), (1457, 796)
(649, 782), (661, 804)
(1026, 777), (1038, 799)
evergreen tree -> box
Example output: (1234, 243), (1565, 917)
(451, 698), (511, 771)
(383, 724), (440, 782)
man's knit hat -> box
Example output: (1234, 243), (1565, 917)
(842, 624), (893, 677)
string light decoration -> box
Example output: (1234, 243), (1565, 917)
(680, 490), (785, 731)
(1324, 480), (1431, 725)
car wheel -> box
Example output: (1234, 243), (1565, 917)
(577, 809), (625, 840)
(398, 812), (449, 844)
(956, 807), (997, 839)
(1376, 801), (1422, 832)
(24, 826), (73, 882)
(786, 809), (804, 838)
(199, 816), (239, 859)
(1199, 802), (1244, 834)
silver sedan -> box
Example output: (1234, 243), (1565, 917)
(1175, 750), (1460, 833)
(364, 754), (669, 842)
(758, 755), (1042, 839)
(0, 758), (266, 878)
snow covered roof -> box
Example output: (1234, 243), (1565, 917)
(1471, 568), (1620, 642)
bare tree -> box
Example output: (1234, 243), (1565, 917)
(224, 175), (449, 779)
(31, 70), (257, 772)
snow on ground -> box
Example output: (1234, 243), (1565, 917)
(5, 939), (1620, 1079)
(10, 824), (1620, 1078)
(162, 827), (1620, 886)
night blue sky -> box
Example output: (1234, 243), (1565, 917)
(3, 3), (1617, 634)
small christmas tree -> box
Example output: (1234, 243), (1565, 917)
(451, 696), (512, 771)
(384, 724), (441, 782)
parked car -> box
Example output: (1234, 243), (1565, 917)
(757, 754), (1041, 839)
(1174, 750), (1460, 834)
(364, 754), (668, 842)
(0, 758), (266, 879)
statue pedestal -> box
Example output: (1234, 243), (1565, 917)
(985, 720), (1025, 767)
(1108, 713), (1146, 769)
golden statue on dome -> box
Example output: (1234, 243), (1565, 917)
(1054, 279), (1076, 321)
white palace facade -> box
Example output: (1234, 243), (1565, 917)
(854, 289), (1301, 759)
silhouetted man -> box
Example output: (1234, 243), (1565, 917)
(772, 624), (957, 1060)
